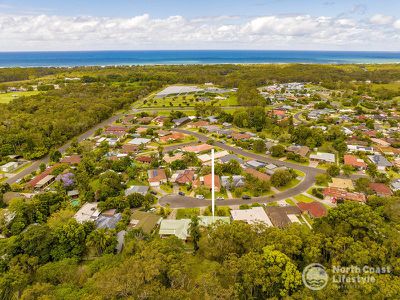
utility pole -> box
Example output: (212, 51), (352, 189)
(211, 148), (215, 219)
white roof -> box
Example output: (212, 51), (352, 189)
(198, 154), (211, 162)
(74, 203), (100, 223)
(35, 175), (54, 187)
(214, 151), (229, 159)
(310, 152), (335, 163)
(231, 207), (273, 226)
(1, 162), (18, 168)
(287, 214), (302, 224)
(128, 138), (151, 145)
(156, 85), (203, 97)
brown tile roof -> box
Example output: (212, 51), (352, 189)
(28, 164), (59, 188)
(344, 154), (367, 168)
(175, 170), (195, 185)
(323, 187), (366, 203)
(60, 155), (82, 165)
(182, 144), (213, 153)
(244, 168), (270, 181)
(369, 183), (393, 196)
(148, 169), (167, 182)
(297, 202), (327, 218)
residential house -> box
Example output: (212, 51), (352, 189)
(265, 206), (302, 228)
(369, 183), (393, 197)
(148, 169), (167, 187)
(163, 152), (184, 163)
(297, 202), (327, 218)
(230, 207), (273, 226)
(136, 156), (153, 164)
(121, 144), (139, 154)
(129, 138), (151, 145)
(347, 145), (374, 153)
(368, 154), (392, 170)
(0, 162), (18, 173)
(244, 168), (271, 181)
(60, 155), (82, 165)
(173, 170), (196, 185)
(172, 117), (190, 127)
(182, 144), (213, 154)
(104, 126), (129, 137)
(310, 152), (336, 164)
(232, 132), (252, 141)
(343, 154), (367, 170)
(159, 132), (185, 143)
(193, 174), (221, 192)
(221, 175), (245, 190)
(187, 120), (209, 129)
(74, 203), (101, 223)
(323, 187), (366, 203)
(34, 175), (55, 190)
(219, 154), (244, 165)
(246, 160), (266, 169)
(159, 219), (191, 240)
(125, 186), (149, 196)
(391, 179), (400, 192)
(96, 213), (122, 229)
(286, 145), (310, 157)
(137, 116), (153, 124)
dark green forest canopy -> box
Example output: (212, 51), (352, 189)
(1, 64), (399, 159)
(0, 82), (159, 159)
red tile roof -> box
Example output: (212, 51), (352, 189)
(28, 164), (59, 188)
(369, 183), (393, 196)
(175, 170), (195, 185)
(323, 187), (366, 203)
(159, 132), (185, 143)
(344, 154), (367, 168)
(297, 201), (327, 218)
(244, 168), (270, 181)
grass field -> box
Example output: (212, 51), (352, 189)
(176, 208), (200, 219)
(276, 178), (301, 191)
(294, 194), (315, 203)
(0, 91), (41, 104)
(139, 92), (239, 108)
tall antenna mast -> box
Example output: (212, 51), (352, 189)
(211, 148), (215, 219)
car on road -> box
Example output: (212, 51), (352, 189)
(216, 197), (224, 200)
(196, 194), (205, 200)
(242, 195), (251, 200)
(178, 192), (185, 196)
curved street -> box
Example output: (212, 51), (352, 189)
(159, 128), (325, 208)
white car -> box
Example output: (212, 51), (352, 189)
(195, 194), (205, 200)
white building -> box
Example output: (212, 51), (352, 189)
(74, 203), (101, 223)
(230, 207), (273, 226)
(1, 162), (18, 173)
(309, 152), (336, 164)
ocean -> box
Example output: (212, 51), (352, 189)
(0, 50), (399, 67)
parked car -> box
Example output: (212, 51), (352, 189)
(178, 191), (185, 196)
(196, 194), (205, 200)
(242, 195), (251, 200)
(150, 191), (157, 195)
(216, 197), (224, 200)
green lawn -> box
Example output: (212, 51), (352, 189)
(294, 194), (315, 203)
(176, 208), (200, 219)
(285, 199), (296, 206)
(0, 91), (41, 104)
(276, 179), (301, 191)
(160, 184), (173, 194)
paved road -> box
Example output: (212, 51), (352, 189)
(159, 128), (324, 208)
(5, 114), (123, 185)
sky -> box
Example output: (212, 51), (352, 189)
(0, 0), (399, 51)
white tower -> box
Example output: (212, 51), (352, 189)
(211, 148), (215, 219)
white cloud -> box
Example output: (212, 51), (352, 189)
(394, 19), (400, 29)
(370, 14), (394, 25)
(0, 13), (399, 50)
